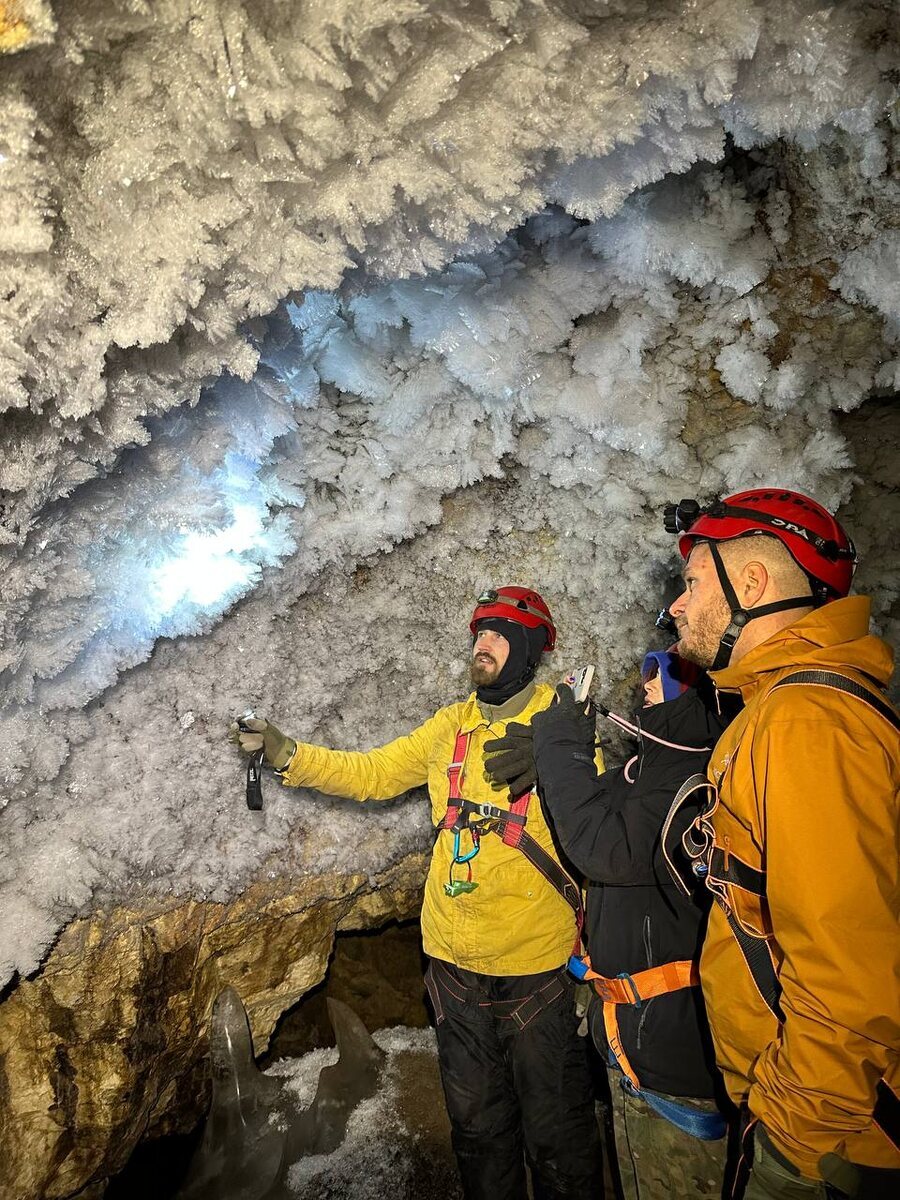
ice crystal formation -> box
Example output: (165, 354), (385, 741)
(0, 0), (897, 985)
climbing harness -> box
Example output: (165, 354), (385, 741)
(568, 952), (726, 1140)
(554, 699), (725, 1138)
(561, 703), (726, 1138)
(660, 670), (900, 1148)
(425, 958), (569, 1030)
(438, 729), (583, 933)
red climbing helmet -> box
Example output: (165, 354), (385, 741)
(470, 586), (557, 651)
(669, 489), (857, 600)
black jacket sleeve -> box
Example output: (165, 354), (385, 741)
(533, 700), (705, 887)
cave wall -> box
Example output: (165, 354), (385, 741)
(0, 3), (897, 1197)
(0, 855), (426, 1200)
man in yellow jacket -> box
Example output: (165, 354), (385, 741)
(662, 490), (899, 1200)
(234, 586), (603, 1200)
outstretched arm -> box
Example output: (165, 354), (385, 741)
(234, 713), (440, 802)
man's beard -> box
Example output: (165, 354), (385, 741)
(470, 656), (501, 686)
(676, 595), (733, 668)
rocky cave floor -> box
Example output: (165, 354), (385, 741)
(104, 921), (616, 1200)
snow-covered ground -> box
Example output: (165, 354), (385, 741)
(271, 1027), (461, 1199)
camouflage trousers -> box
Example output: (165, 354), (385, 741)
(607, 1066), (728, 1200)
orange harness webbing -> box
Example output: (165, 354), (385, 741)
(578, 954), (699, 1089)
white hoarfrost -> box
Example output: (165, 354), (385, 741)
(0, 0), (897, 986)
(272, 1026), (454, 1198)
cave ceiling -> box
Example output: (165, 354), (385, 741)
(0, 0), (897, 987)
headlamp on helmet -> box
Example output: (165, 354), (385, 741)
(663, 499), (702, 536)
(662, 488), (857, 670)
(470, 585), (556, 652)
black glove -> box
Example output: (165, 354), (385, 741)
(531, 684), (597, 761)
(483, 721), (535, 797)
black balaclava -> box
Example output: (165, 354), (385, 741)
(473, 617), (547, 706)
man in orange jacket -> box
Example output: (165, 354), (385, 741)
(662, 490), (899, 1200)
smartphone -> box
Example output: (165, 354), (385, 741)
(237, 709), (256, 732)
(565, 665), (595, 703)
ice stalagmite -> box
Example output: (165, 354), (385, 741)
(179, 986), (286, 1200)
(178, 988), (386, 1200)
(281, 998), (387, 1164)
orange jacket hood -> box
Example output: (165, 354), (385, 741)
(711, 596), (894, 698)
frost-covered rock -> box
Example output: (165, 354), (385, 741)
(0, 0), (897, 1076)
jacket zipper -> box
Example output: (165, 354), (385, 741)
(636, 916), (654, 1050)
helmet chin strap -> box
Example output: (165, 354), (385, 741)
(707, 542), (814, 670)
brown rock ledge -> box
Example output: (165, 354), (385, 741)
(0, 854), (428, 1200)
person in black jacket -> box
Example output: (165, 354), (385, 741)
(486, 651), (736, 1200)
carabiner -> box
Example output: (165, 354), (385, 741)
(451, 826), (481, 865)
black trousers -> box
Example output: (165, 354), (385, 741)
(426, 957), (604, 1200)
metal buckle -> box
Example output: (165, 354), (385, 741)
(616, 972), (643, 1008)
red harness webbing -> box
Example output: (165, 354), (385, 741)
(441, 729), (584, 937)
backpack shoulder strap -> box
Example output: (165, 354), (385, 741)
(771, 670), (899, 732)
(714, 669), (897, 1023)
